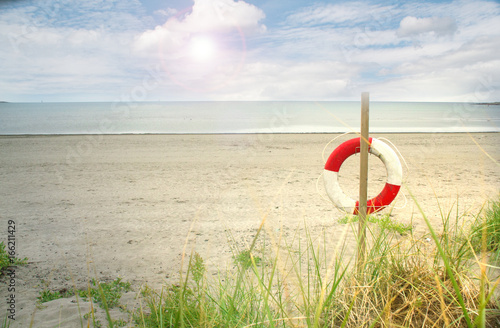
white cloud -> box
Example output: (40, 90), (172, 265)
(285, 3), (362, 25)
(285, 1), (397, 27)
(0, 0), (148, 101)
(135, 0), (265, 52)
(201, 60), (361, 101)
(351, 32), (500, 102)
(131, 0), (266, 94)
(183, 0), (266, 33)
(397, 16), (457, 37)
(253, 0), (499, 101)
(154, 8), (178, 18)
(0, 0), (499, 102)
(134, 0), (500, 102)
(366, 65), (500, 103)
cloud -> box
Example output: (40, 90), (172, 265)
(182, 0), (266, 33)
(135, 0), (265, 52)
(284, 1), (397, 27)
(0, 0), (149, 101)
(154, 8), (178, 18)
(201, 60), (360, 101)
(285, 2), (363, 26)
(397, 16), (457, 37)
(205, 0), (499, 102)
(0, 0), (499, 102)
(131, 0), (266, 94)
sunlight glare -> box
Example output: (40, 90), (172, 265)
(189, 36), (216, 62)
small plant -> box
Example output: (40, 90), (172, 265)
(37, 289), (73, 303)
(137, 283), (198, 327)
(137, 246), (284, 327)
(83, 312), (103, 328)
(80, 278), (132, 308)
(0, 242), (27, 273)
(110, 318), (128, 327)
(140, 284), (154, 298)
(35, 276), (132, 328)
(191, 251), (205, 285)
(0, 243), (10, 272)
(338, 213), (412, 235)
(233, 249), (262, 270)
(469, 195), (500, 256)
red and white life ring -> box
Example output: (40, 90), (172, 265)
(324, 137), (402, 214)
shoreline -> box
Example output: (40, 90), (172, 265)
(1, 131), (499, 137)
(1, 100), (499, 104)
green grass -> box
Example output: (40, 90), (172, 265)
(37, 278), (131, 308)
(34, 277), (132, 328)
(37, 289), (73, 303)
(1, 314), (11, 328)
(12, 196), (500, 328)
(233, 249), (263, 270)
(0, 241), (28, 273)
(81, 278), (132, 308)
(83, 312), (103, 328)
(469, 194), (500, 257)
(126, 196), (500, 327)
(338, 213), (413, 235)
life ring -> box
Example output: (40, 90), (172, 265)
(324, 137), (402, 214)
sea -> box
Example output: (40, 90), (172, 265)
(0, 101), (498, 135)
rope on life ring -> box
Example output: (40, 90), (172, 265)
(324, 137), (403, 215)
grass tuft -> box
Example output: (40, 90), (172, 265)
(132, 196), (500, 327)
(37, 289), (73, 303)
(338, 213), (412, 235)
(233, 249), (263, 270)
(0, 242), (28, 273)
(37, 278), (131, 308)
(469, 194), (500, 257)
(81, 278), (132, 308)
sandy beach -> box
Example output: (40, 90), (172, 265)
(0, 133), (499, 326)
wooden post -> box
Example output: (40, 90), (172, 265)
(357, 92), (369, 271)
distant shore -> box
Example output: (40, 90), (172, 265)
(475, 102), (500, 105)
(1, 130), (500, 137)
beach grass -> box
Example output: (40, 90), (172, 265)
(36, 278), (131, 308)
(129, 195), (500, 327)
(12, 195), (500, 327)
(0, 242), (28, 273)
(338, 213), (413, 235)
(469, 194), (500, 259)
(33, 277), (132, 328)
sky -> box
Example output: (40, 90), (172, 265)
(0, 0), (499, 102)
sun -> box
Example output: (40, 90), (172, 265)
(189, 36), (216, 62)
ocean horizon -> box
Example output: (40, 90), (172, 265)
(0, 101), (498, 135)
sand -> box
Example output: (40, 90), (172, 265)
(0, 133), (498, 327)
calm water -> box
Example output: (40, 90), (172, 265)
(0, 101), (498, 134)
